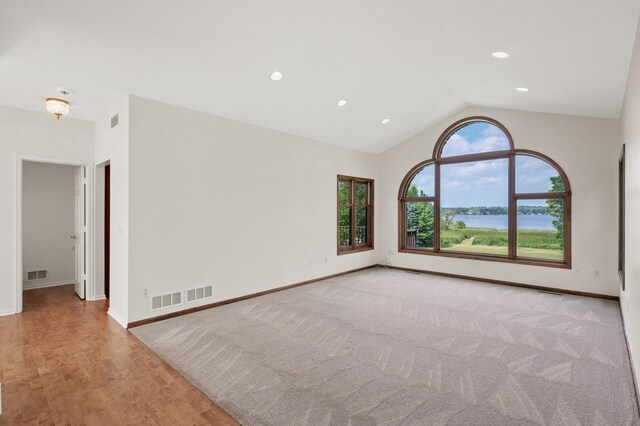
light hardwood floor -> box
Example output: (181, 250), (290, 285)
(0, 285), (237, 425)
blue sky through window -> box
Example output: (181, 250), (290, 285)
(405, 122), (563, 208)
(441, 159), (509, 207)
(441, 122), (510, 157)
(407, 164), (435, 196)
(515, 155), (561, 194)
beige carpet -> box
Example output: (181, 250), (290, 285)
(132, 267), (639, 425)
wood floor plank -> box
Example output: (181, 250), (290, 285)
(0, 285), (237, 426)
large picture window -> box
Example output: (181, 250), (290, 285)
(398, 117), (571, 268)
(338, 175), (374, 254)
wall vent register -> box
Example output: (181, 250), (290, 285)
(187, 285), (213, 303)
(149, 286), (213, 311)
(26, 270), (47, 281)
(150, 291), (182, 311)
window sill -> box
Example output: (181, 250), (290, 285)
(398, 248), (570, 269)
(338, 246), (374, 256)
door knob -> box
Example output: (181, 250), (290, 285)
(70, 235), (77, 239)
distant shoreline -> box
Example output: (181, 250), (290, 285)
(444, 205), (549, 216)
(451, 213), (555, 231)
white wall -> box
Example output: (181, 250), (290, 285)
(127, 96), (379, 323)
(620, 17), (640, 387)
(94, 104), (121, 166)
(0, 105), (93, 315)
(93, 96), (129, 326)
(22, 162), (76, 289)
(378, 106), (621, 297)
(1, 96), (623, 326)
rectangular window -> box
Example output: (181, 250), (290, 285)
(439, 159), (509, 257)
(338, 175), (374, 254)
(404, 201), (435, 249)
(516, 199), (564, 261)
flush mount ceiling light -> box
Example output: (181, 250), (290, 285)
(491, 51), (510, 59)
(515, 87), (530, 92)
(270, 71), (283, 81)
(381, 118), (390, 125)
(46, 98), (69, 119)
(337, 99), (348, 107)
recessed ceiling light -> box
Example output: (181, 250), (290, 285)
(491, 51), (510, 59)
(270, 71), (283, 81)
(337, 99), (348, 107)
(515, 87), (530, 92)
(381, 118), (390, 125)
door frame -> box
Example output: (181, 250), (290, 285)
(15, 156), (94, 313)
(105, 164), (110, 300)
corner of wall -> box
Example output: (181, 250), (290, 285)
(107, 307), (128, 328)
(96, 94), (132, 328)
(619, 14), (640, 399)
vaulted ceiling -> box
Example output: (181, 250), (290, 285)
(1, 1), (639, 153)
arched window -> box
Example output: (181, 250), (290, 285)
(398, 116), (571, 267)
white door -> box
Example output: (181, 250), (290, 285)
(74, 166), (86, 299)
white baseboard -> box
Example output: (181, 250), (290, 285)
(107, 308), (127, 329)
(92, 294), (107, 301)
(23, 280), (74, 291)
(0, 309), (16, 317)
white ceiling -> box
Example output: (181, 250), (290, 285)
(1, 1), (639, 153)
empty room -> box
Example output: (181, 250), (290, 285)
(1, 1), (640, 425)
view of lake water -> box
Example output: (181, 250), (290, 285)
(452, 214), (556, 231)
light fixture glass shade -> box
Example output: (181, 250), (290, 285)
(46, 98), (69, 119)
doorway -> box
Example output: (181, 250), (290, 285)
(21, 161), (87, 308)
(93, 161), (110, 303)
(16, 158), (92, 313)
(105, 164), (110, 300)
